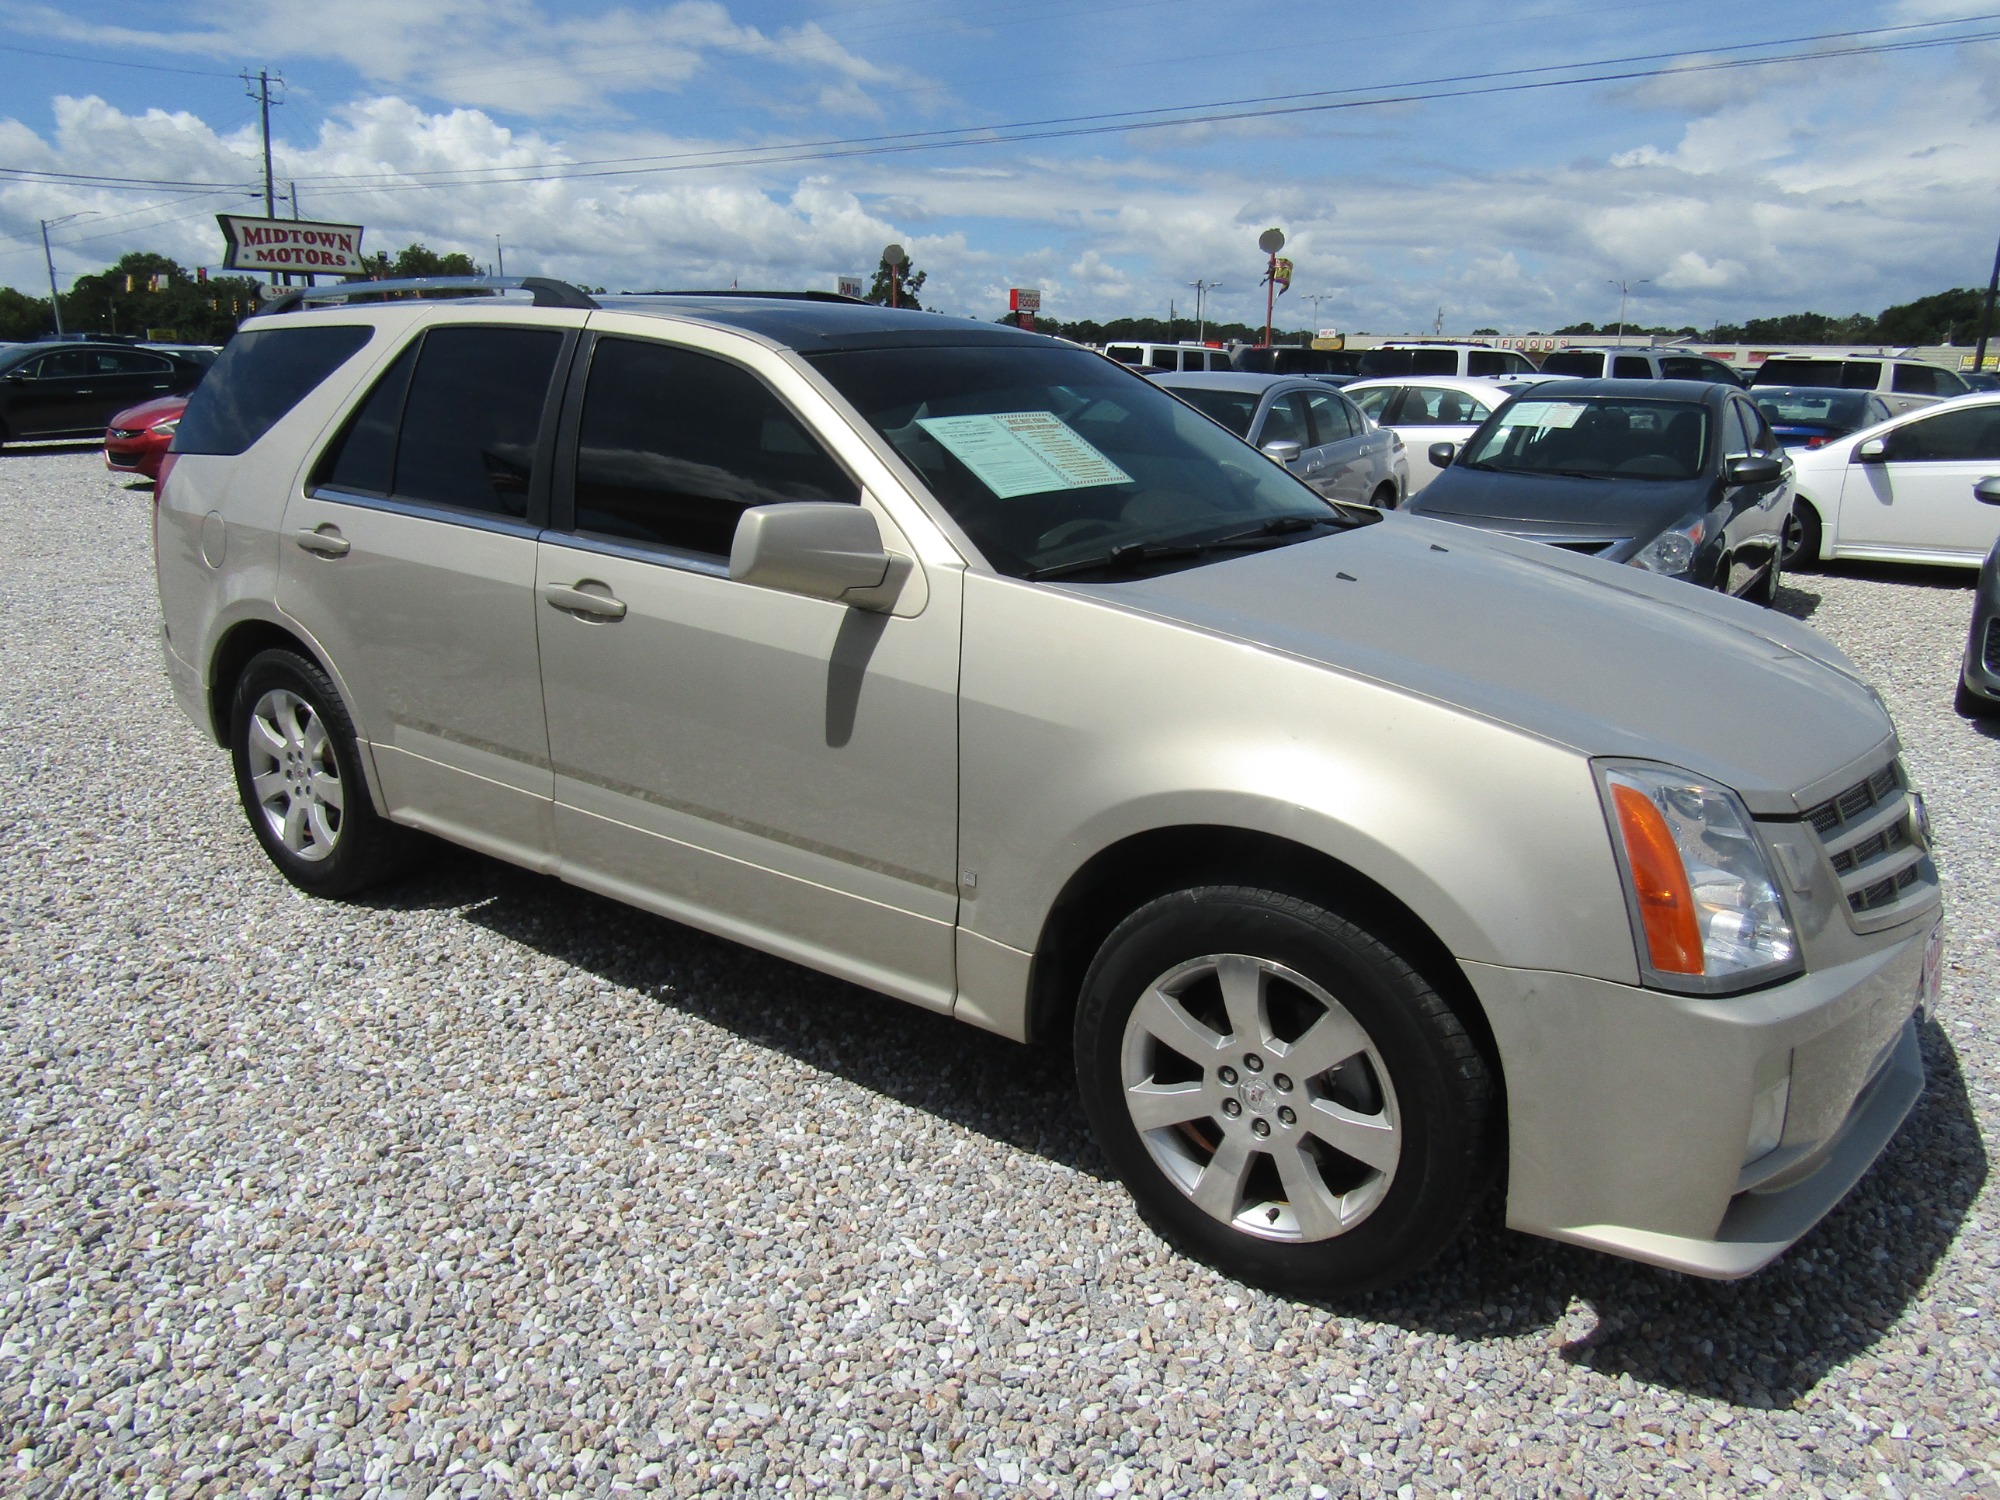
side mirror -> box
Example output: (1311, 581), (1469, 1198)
(1261, 438), (1303, 465)
(1428, 441), (1457, 469)
(729, 502), (911, 611)
(1725, 455), (1783, 485)
(1854, 436), (1888, 463)
(1975, 476), (2000, 506)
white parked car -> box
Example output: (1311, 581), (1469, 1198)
(1353, 343), (1544, 384)
(1103, 341), (1232, 373)
(1785, 391), (2000, 566)
(1341, 377), (1519, 494)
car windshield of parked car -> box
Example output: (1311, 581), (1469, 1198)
(808, 344), (1350, 580)
(1751, 390), (1874, 428)
(1166, 385), (1259, 438)
(1460, 396), (1709, 481)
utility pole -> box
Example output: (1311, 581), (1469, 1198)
(1187, 279), (1222, 344)
(1304, 292), (1332, 330)
(1608, 277), (1650, 341)
(39, 217), (73, 336)
(245, 69), (284, 282)
(496, 236), (505, 277)
(1974, 230), (2000, 374)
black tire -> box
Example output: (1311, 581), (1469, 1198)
(1782, 499), (1822, 570)
(1745, 542), (1782, 607)
(228, 648), (411, 897)
(1957, 674), (2000, 720)
(1371, 482), (1399, 511)
(1074, 886), (1496, 1296)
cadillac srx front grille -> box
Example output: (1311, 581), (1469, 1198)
(1803, 760), (1935, 927)
(1984, 618), (2000, 674)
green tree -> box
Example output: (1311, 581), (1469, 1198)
(61, 251), (260, 343)
(864, 255), (926, 310)
(1874, 288), (1983, 346)
(0, 286), (53, 341)
(359, 243), (482, 279)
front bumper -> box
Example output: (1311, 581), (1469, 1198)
(1467, 917), (1932, 1279)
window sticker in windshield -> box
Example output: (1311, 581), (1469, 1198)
(1507, 402), (1587, 430)
(915, 411), (1134, 499)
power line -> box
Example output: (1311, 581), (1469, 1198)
(0, 41), (241, 78)
(289, 17), (2000, 194)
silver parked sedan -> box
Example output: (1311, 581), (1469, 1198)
(156, 282), (1939, 1296)
(1154, 370), (1408, 507)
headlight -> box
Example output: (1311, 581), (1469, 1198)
(150, 418), (181, 436)
(1629, 516), (1705, 576)
(1597, 761), (1800, 994)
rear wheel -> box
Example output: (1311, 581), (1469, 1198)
(1371, 482), (1399, 510)
(228, 649), (413, 896)
(1074, 886), (1496, 1296)
(1746, 543), (1783, 607)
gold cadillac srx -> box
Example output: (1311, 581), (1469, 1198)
(154, 280), (1943, 1294)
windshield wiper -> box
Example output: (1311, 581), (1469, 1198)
(1026, 514), (1352, 581)
(1026, 540), (1213, 581)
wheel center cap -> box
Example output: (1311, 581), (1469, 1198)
(1238, 1078), (1270, 1114)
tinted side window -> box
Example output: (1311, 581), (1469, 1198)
(573, 337), (859, 557)
(313, 339), (420, 497)
(1613, 355), (1653, 378)
(105, 350), (172, 374)
(1305, 391), (1352, 443)
(1891, 364), (1957, 396)
(174, 325), (374, 455)
(390, 327), (562, 518)
(1885, 406), (2000, 462)
(1663, 356), (1729, 384)
(1540, 351), (1601, 378)
(1722, 401), (1753, 456)
(1745, 403), (1780, 454)
(32, 351), (90, 379)
(1410, 350), (1457, 376)
(1467, 351), (1530, 377)
(1841, 361), (1882, 390)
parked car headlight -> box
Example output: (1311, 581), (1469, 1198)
(1597, 761), (1800, 993)
(149, 418), (180, 436)
(1629, 517), (1704, 577)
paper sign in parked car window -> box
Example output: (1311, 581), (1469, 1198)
(1501, 401), (1587, 431)
(916, 411), (1133, 498)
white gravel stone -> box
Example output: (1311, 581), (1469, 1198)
(2, 447), (1997, 1498)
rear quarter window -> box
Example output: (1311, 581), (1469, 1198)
(173, 324), (374, 455)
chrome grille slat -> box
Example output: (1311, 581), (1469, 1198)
(1803, 759), (1936, 926)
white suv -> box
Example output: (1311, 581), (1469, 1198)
(156, 278), (1941, 1294)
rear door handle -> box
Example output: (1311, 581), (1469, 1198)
(543, 582), (627, 620)
(294, 526), (351, 557)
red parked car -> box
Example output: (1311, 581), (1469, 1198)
(103, 394), (187, 481)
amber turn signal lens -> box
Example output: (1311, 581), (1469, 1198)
(1611, 782), (1703, 975)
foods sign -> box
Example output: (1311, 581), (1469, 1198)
(217, 216), (368, 276)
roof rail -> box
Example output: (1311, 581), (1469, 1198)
(615, 289), (866, 303)
(257, 276), (599, 314)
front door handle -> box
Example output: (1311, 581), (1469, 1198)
(294, 526), (351, 557)
(543, 582), (627, 620)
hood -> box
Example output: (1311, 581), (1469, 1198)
(1408, 466), (1708, 558)
(108, 395), (188, 430)
(1080, 512), (1889, 814)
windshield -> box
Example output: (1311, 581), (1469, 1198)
(1170, 385), (1259, 437)
(1751, 389), (1872, 427)
(1460, 396), (1709, 481)
(808, 344), (1346, 579)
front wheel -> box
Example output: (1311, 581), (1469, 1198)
(229, 649), (412, 896)
(1074, 886), (1496, 1296)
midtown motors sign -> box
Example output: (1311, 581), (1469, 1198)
(217, 216), (368, 276)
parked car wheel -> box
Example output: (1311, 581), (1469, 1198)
(229, 649), (411, 896)
(1371, 482), (1399, 510)
(1745, 547), (1782, 608)
(1074, 886), (1495, 1296)
(1783, 499), (1823, 569)
(1956, 675), (1999, 720)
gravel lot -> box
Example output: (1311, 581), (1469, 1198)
(2, 445), (1996, 1499)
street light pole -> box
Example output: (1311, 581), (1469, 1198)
(1608, 277), (1651, 341)
(39, 216), (80, 336)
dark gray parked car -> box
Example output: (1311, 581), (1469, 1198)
(1406, 379), (1792, 604)
(1958, 475), (2000, 717)
(1153, 371), (1408, 508)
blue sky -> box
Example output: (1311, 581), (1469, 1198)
(2, 0), (1997, 333)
